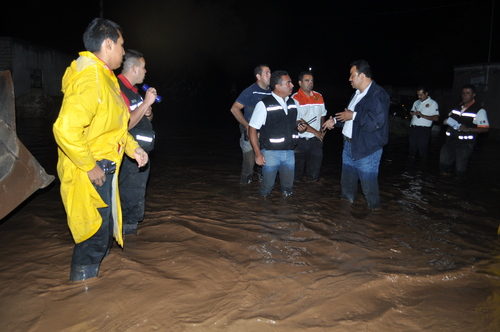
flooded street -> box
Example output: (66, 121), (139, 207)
(1, 100), (500, 331)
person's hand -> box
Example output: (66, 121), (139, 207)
(255, 151), (266, 166)
(459, 124), (470, 132)
(297, 120), (307, 133)
(322, 116), (335, 130)
(335, 109), (354, 122)
(315, 130), (325, 141)
(144, 87), (157, 106)
(144, 106), (152, 117)
(134, 147), (149, 167)
(88, 164), (106, 186)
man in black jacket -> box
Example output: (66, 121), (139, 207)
(323, 60), (389, 210)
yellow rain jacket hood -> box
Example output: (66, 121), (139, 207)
(53, 51), (139, 246)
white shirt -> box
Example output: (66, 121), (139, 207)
(410, 96), (439, 127)
(343, 82), (372, 139)
(249, 92), (300, 130)
(292, 91), (327, 138)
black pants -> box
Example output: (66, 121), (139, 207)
(119, 155), (150, 227)
(70, 173), (114, 280)
(408, 125), (432, 158)
(294, 137), (323, 181)
(439, 138), (475, 177)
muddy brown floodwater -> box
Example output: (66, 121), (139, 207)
(1, 104), (500, 331)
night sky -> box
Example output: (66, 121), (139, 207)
(3, 0), (499, 91)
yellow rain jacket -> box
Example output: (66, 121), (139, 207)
(53, 51), (139, 246)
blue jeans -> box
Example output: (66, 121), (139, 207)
(260, 149), (295, 197)
(341, 141), (382, 209)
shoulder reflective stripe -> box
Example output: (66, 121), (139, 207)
(269, 137), (285, 143)
(136, 134), (153, 142)
(461, 112), (477, 118)
(267, 106), (282, 111)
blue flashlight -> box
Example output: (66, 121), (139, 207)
(142, 84), (162, 103)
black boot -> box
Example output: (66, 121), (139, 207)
(70, 263), (99, 281)
(123, 223), (138, 235)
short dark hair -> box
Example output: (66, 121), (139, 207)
(416, 85), (429, 94)
(298, 71), (313, 82)
(350, 59), (372, 78)
(83, 18), (123, 53)
(254, 64), (269, 77)
(462, 84), (476, 94)
(270, 70), (289, 91)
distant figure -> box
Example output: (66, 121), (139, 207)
(117, 50), (157, 236)
(440, 84), (489, 178)
(249, 70), (303, 197)
(322, 60), (389, 210)
(292, 71), (327, 182)
(53, 18), (148, 281)
(229, 65), (272, 184)
(408, 86), (439, 159)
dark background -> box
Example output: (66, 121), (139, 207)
(2, 0), (499, 115)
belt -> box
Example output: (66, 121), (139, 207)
(300, 136), (318, 141)
(344, 135), (352, 142)
(410, 125), (431, 128)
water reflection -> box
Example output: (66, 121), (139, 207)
(1, 112), (499, 330)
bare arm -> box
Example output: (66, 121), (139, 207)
(459, 124), (489, 133)
(415, 111), (439, 122)
(249, 126), (265, 165)
(129, 87), (157, 129)
(230, 101), (249, 130)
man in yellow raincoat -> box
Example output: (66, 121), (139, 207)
(53, 18), (149, 281)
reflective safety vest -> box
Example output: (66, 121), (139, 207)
(446, 101), (481, 141)
(118, 76), (155, 152)
(259, 95), (299, 150)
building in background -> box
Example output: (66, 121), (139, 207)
(0, 37), (73, 98)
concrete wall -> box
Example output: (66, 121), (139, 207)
(0, 37), (74, 97)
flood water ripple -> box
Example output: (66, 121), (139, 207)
(1, 115), (500, 331)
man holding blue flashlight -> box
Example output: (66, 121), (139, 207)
(117, 49), (158, 235)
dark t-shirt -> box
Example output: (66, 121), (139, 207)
(236, 83), (271, 121)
